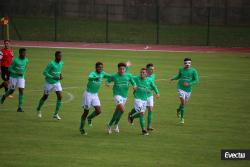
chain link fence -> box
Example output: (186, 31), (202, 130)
(1, 0), (250, 47)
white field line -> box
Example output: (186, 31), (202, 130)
(0, 90), (75, 111)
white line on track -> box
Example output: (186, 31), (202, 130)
(9, 44), (218, 53)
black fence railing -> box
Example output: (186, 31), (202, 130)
(1, 1), (250, 47)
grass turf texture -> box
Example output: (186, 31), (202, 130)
(0, 47), (250, 167)
(6, 17), (250, 47)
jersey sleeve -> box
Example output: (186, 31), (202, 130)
(150, 81), (160, 95)
(103, 72), (111, 79)
(43, 62), (54, 79)
(189, 69), (199, 86)
(172, 68), (181, 80)
(129, 74), (136, 86)
(106, 74), (114, 84)
(8, 59), (16, 74)
(88, 72), (97, 81)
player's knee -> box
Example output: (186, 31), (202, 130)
(96, 109), (101, 114)
(82, 110), (89, 118)
(42, 95), (49, 100)
(57, 95), (62, 101)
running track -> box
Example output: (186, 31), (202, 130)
(2, 40), (250, 53)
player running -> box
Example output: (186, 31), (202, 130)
(36, 51), (64, 120)
(145, 63), (159, 131)
(0, 40), (14, 95)
(106, 62), (136, 134)
(1, 48), (29, 112)
(171, 58), (199, 124)
(128, 68), (159, 135)
(79, 62), (110, 135)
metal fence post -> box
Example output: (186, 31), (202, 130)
(54, 0), (58, 41)
(156, 2), (160, 44)
(105, 4), (109, 43)
(9, 17), (22, 40)
(206, 7), (211, 46)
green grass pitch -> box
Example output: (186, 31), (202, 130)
(0, 47), (250, 167)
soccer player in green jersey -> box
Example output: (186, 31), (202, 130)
(1, 48), (29, 112)
(79, 62), (110, 135)
(106, 62), (137, 134)
(145, 63), (159, 131)
(128, 68), (159, 135)
(36, 51), (64, 120)
(171, 58), (199, 124)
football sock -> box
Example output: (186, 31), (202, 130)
(114, 111), (123, 125)
(18, 95), (24, 108)
(132, 112), (140, 119)
(80, 110), (89, 130)
(37, 98), (45, 111)
(179, 105), (185, 119)
(130, 108), (136, 115)
(4, 89), (14, 97)
(147, 111), (153, 128)
(54, 100), (62, 115)
(108, 110), (119, 126)
(139, 114), (145, 130)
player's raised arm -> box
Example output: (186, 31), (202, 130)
(189, 70), (199, 86)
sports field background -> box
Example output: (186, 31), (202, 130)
(8, 17), (250, 47)
(0, 47), (250, 167)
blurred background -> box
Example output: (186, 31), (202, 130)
(1, 0), (250, 47)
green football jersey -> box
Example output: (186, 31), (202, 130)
(9, 57), (29, 78)
(133, 76), (159, 101)
(86, 71), (110, 93)
(172, 67), (199, 92)
(43, 60), (64, 84)
(147, 73), (157, 97)
(106, 73), (136, 98)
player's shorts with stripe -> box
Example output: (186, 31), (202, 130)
(114, 95), (127, 106)
(146, 95), (154, 107)
(134, 99), (147, 113)
(178, 89), (191, 101)
(44, 82), (62, 95)
(82, 91), (101, 110)
(9, 77), (25, 89)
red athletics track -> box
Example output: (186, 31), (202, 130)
(2, 40), (250, 53)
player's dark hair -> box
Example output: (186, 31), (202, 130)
(19, 48), (26, 54)
(118, 62), (127, 68)
(146, 63), (154, 68)
(141, 68), (147, 71)
(184, 58), (191, 62)
(55, 51), (61, 57)
(96, 62), (103, 68)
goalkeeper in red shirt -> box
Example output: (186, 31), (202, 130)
(0, 40), (14, 95)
